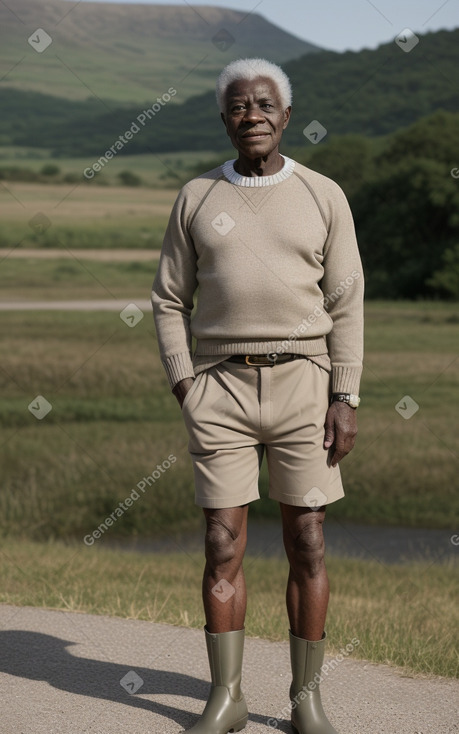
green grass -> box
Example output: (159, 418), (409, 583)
(0, 5), (313, 105)
(0, 32), (217, 103)
(0, 300), (458, 540)
(0, 220), (167, 250)
(0, 309), (199, 539)
(0, 540), (457, 678)
(0, 149), (219, 187)
(0, 257), (157, 300)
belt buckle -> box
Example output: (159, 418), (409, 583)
(245, 354), (276, 367)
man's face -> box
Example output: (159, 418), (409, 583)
(221, 76), (291, 159)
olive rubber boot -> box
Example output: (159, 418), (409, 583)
(289, 630), (338, 734)
(185, 626), (248, 734)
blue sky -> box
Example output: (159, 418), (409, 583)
(78, 0), (459, 51)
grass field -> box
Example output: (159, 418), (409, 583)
(0, 298), (458, 541)
(0, 149), (220, 186)
(0, 181), (177, 250)
(1, 540), (457, 678)
(0, 256), (156, 300)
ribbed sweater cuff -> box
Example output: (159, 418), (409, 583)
(162, 352), (195, 390)
(332, 365), (363, 395)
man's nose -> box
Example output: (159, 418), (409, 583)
(242, 104), (265, 123)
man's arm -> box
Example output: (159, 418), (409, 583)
(151, 187), (198, 393)
(320, 183), (364, 465)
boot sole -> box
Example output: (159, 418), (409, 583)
(229, 714), (248, 732)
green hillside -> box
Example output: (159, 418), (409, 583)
(1, 26), (457, 155)
(0, 0), (320, 104)
(284, 27), (458, 138)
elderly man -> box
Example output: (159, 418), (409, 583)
(152, 58), (363, 734)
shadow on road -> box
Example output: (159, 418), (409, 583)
(0, 630), (290, 731)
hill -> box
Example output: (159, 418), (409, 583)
(0, 0), (320, 104)
(1, 26), (457, 156)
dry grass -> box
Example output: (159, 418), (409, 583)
(0, 182), (176, 222)
(0, 183), (178, 250)
(0, 182), (175, 231)
(0, 540), (457, 678)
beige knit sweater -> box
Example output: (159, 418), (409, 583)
(152, 156), (364, 395)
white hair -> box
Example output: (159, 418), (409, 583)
(216, 58), (292, 112)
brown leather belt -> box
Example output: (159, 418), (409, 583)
(227, 353), (301, 366)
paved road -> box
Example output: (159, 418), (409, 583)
(106, 519), (458, 566)
(0, 604), (457, 734)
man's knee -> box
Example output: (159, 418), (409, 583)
(284, 512), (326, 577)
(204, 513), (245, 568)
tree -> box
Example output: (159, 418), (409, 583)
(40, 163), (60, 176)
(352, 158), (459, 298)
(376, 110), (459, 170)
(118, 170), (142, 186)
(295, 135), (375, 198)
(427, 244), (459, 299)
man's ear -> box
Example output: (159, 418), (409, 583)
(283, 106), (292, 130)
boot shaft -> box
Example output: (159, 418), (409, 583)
(289, 630), (339, 734)
(289, 630), (326, 693)
(184, 628), (248, 733)
(205, 627), (245, 700)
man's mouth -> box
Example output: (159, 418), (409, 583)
(242, 131), (270, 138)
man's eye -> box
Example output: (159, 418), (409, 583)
(262, 103), (274, 109)
(232, 105), (245, 112)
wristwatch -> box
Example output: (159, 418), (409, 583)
(331, 393), (360, 409)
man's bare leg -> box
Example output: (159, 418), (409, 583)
(185, 506), (249, 732)
(281, 504), (339, 733)
(202, 506), (249, 633)
(280, 503), (329, 640)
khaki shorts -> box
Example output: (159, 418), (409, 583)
(181, 357), (344, 509)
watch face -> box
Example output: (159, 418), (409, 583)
(349, 395), (360, 408)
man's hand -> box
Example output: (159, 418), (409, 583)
(172, 377), (196, 408)
(323, 401), (358, 467)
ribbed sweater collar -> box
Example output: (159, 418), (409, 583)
(222, 155), (295, 187)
